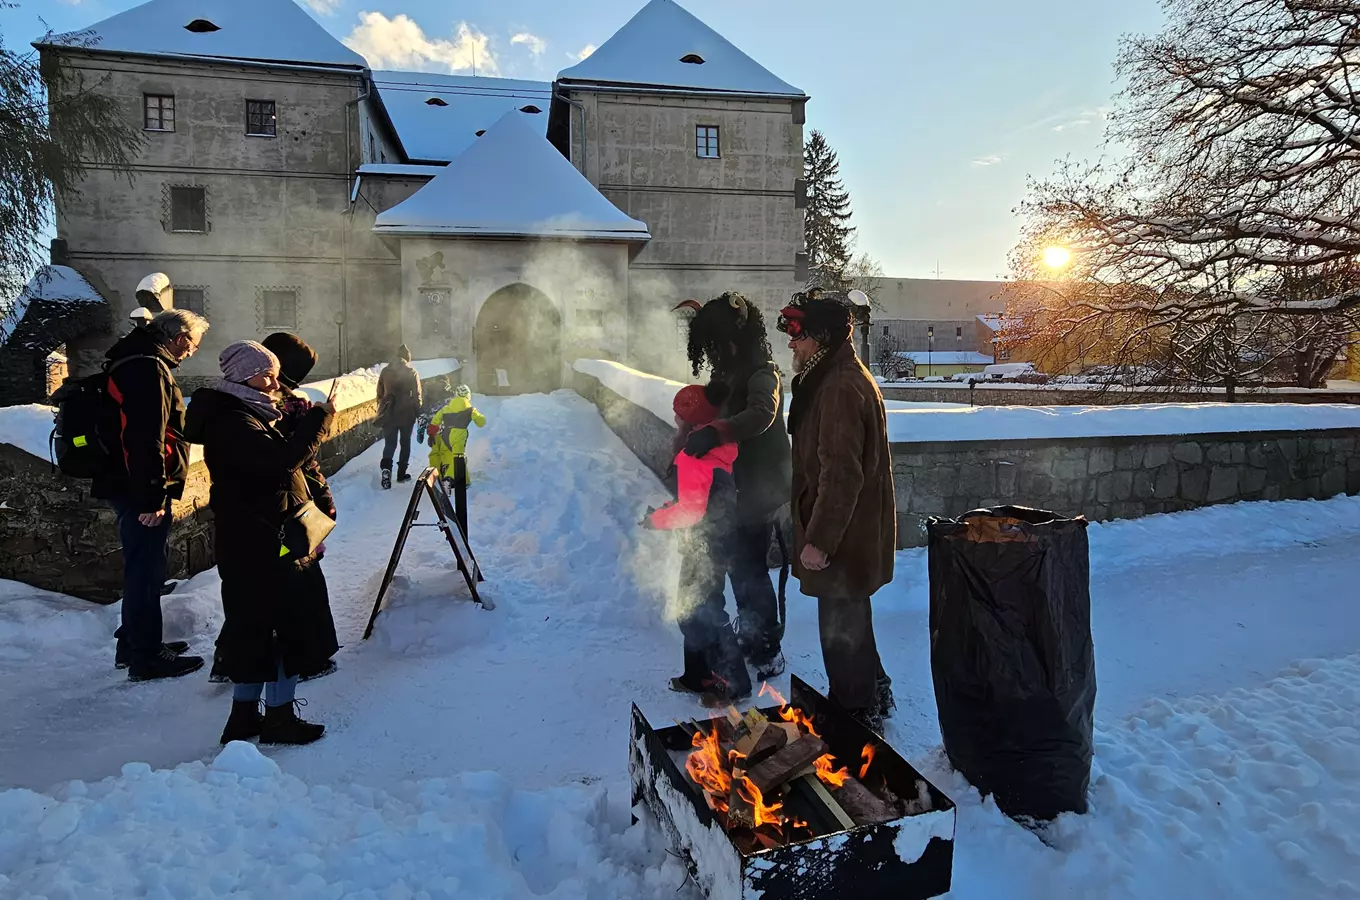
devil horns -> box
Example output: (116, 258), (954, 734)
(672, 299), (704, 313)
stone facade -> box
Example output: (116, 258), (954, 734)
(562, 91), (805, 380)
(881, 383), (1360, 407)
(0, 374), (452, 602)
(893, 430), (1360, 547)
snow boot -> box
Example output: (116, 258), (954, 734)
(396, 468), (412, 484)
(381, 467), (392, 490)
(847, 706), (885, 736)
(127, 646), (204, 682)
(752, 650), (786, 682)
(878, 676), (897, 721)
(115, 640), (189, 670)
(259, 700), (325, 745)
(219, 700), (264, 744)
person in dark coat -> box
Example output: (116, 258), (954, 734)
(376, 345), (422, 487)
(674, 293), (791, 681)
(262, 332), (337, 520)
(183, 341), (337, 746)
(93, 308), (210, 681)
(778, 291), (897, 733)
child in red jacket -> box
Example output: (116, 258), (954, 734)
(645, 384), (753, 705)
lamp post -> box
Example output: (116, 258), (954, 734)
(928, 325), (934, 377)
(848, 289), (871, 365)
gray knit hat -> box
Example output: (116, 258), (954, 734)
(219, 340), (280, 384)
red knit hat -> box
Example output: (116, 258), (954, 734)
(673, 385), (719, 426)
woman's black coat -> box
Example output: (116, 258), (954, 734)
(184, 388), (338, 683)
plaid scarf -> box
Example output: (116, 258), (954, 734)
(788, 341), (842, 435)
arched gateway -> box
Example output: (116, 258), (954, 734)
(473, 284), (561, 395)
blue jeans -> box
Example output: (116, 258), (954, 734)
(112, 500), (172, 665)
(233, 659), (298, 707)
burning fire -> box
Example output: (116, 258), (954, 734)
(814, 754), (850, 787)
(686, 725), (732, 814)
(859, 743), (877, 780)
(736, 778), (784, 827)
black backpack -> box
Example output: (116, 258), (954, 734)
(49, 355), (161, 478)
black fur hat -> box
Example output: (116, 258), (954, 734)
(261, 332), (318, 389)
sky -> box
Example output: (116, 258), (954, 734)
(2, 0), (1166, 281)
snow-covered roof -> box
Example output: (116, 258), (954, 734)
(1, 266), (105, 350)
(976, 314), (1021, 333)
(356, 163), (445, 178)
(556, 0), (804, 98)
(373, 72), (551, 164)
(41, 0), (368, 70)
(896, 351), (994, 366)
(374, 111), (651, 242)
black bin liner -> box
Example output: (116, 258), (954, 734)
(926, 506), (1096, 821)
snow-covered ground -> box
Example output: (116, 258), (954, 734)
(2, 391), (1359, 898)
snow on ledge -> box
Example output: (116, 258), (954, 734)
(0, 358), (461, 464)
(573, 358), (686, 422)
(886, 402), (1360, 444)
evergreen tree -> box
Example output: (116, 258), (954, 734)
(1, 19), (142, 302)
(802, 129), (855, 289)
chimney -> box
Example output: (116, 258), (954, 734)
(50, 239), (70, 266)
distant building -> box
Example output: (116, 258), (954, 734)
(866, 278), (1008, 359)
(33, 0), (806, 390)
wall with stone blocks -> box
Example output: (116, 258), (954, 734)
(893, 431), (1360, 547)
(0, 375), (452, 602)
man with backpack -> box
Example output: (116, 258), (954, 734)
(376, 345), (422, 489)
(92, 309), (210, 681)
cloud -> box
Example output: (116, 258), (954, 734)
(511, 32), (547, 55)
(300, 0), (339, 15)
(345, 12), (499, 75)
(971, 155), (1003, 167)
(572, 44), (597, 61)
(1051, 106), (1112, 133)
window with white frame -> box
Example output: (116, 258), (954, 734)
(696, 125), (720, 159)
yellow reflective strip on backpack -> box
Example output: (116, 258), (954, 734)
(72, 435), (88, 448)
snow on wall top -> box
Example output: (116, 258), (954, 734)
(0, 358), (460, 464)
(556, 0), (804, 97)
(42, 0), (368, 70)
(373, 71), (551, 164)
(574, 358), (687, 422)
(374, 112), (651, 241)
(0, 266), (104, 349)
(896, 350), (994, 366)
(356, 163), (445, 178)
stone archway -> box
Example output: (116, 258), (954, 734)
(473, 283), (562, 395)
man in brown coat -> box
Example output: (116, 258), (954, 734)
(778, 291), (896, 731)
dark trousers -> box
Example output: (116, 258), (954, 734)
(817, 596), (888, 711)
(381, 424), (412, 472)
(112, 500), (172, 664)
(730, 522), (783, 662)
(677, 527), (752, 697)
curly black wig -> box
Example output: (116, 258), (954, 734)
(683, 292), (774, 377)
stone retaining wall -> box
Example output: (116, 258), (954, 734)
(0, 376), (452, 602)
(880, 383), (1360, 407)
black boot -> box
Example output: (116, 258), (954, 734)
(116, 640), (190, 670)
(259, 700), (325, 745)
(127, 646), (204, 682)
(396, 469), (412, 484)
(847, 706), (885, 736)
(219, 700), (264, 744)
(381, 467), (392, 490)
(878, 675), (897, 721)
(752, 650), (787, 682)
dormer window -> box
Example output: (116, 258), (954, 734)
(184, 19), (220, 32)
(680, 53), (705, 65)
(425, 97), (449, 107)
(475, 130), (486, 137)
(519, 105), (542, 114)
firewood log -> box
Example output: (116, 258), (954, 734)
(746, 737), (829, 794)
(832, 776), (900, 826)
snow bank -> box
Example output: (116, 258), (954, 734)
(574, 358), (688, 423)
(0, 742), (688, 900)
(0, 359), (460, 464)
(885, 401), (1360, 443)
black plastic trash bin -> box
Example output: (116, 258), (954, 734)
(926, 506), (1096, 821)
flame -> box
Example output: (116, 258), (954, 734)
(814, 753), (850, 788)
(778, 704), (820, 739)
(736, 776), (785, 827)
(859, 743), (877, 780)
(757, 682), (787, 706)
(685, 725), (731, 814)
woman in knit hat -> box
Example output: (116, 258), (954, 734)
(184, 340), (338, 746)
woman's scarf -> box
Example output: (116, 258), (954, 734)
(215, 379), (283, 422)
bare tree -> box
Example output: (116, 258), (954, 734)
(1009, 0), (1360, 391)
(1, 15), (142, 305)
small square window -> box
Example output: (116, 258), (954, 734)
(261, 289), (298, 330)
(246, 100), (277, 137)
(144, 94), (175, 131)
(696, 125), (720, 159)
(169, 186), (207, 232)
(176, 288), (206, 316)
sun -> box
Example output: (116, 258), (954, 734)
(1043, 246), (1072, 270)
